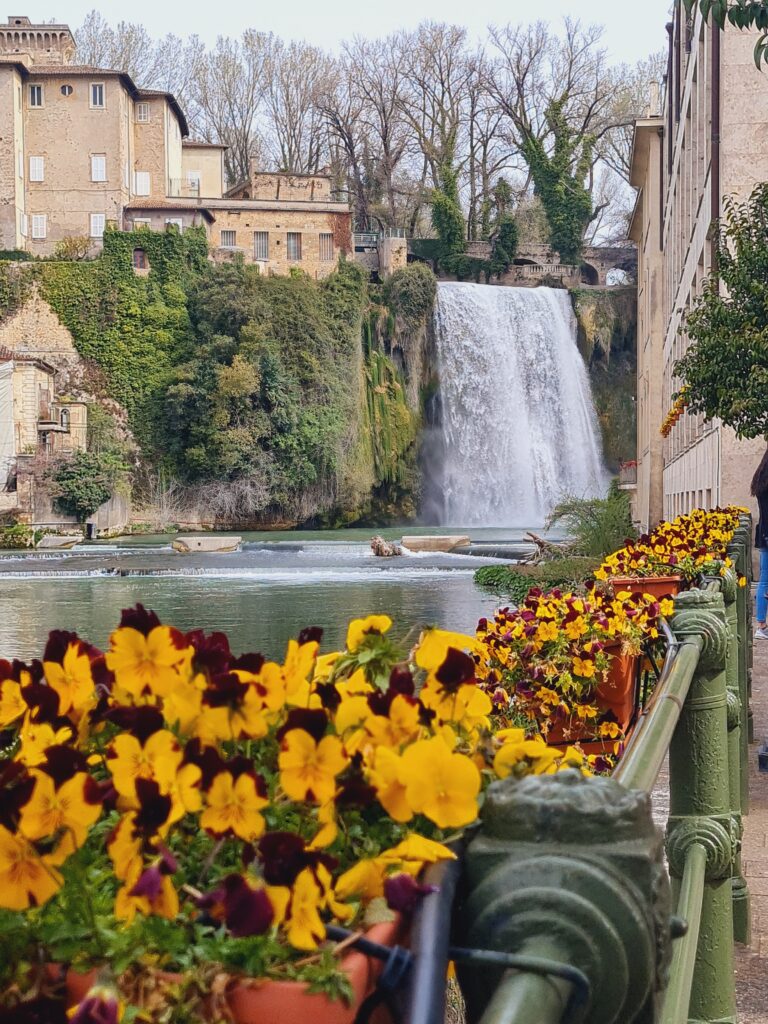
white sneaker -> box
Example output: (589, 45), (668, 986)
(755, 628), (768, 640)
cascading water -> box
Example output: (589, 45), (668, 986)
(431, 282), (607, 527)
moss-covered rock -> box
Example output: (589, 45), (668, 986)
(571, 286), (637, 473)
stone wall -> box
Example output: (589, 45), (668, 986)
(0, 64), (23, 249)
(210, 207), (352, 279)
(0, 285), (83, 391)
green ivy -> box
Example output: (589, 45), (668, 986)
(524, 98), (594, 265)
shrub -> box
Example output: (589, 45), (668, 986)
(383, 263), (437, 328)
(51, 451), (127, 521)
(52, 236), (92, 261)
(475, 556), (601, 604)
(546, 482), (636, 558)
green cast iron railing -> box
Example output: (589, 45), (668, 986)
(404, 515), (754, 1024)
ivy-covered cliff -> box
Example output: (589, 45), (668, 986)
(0, 233), (432, 528)
(571, 286), (637, 473)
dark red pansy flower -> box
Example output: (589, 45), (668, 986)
(90, 657), (114, 694)
(315, 682), (342, 712)
(231, 652), (266, 674)
(106, 705), (164, 743)
(275, 707), (328, 744)
(40, 746), (89, 786)
(183, 740), (225, 789)
(69, 989), (120, 1024)
(417, 702), (436, 728)
(0, 761), (35, 832)
(129, 863), (164, 901)
(118, 604), (161, 636)
(435, 648), (475, 693)
(187, 629), (232, 676)
(20, 680), (60, 724)
(388, 665), (415, 696)
(384, 873), (437, 914)
(258, 831), (307, 885)
(297, 626), (323, 645)
(202, 672), (248, 709)
(133, 778), (172, 835)
(477, 618), (488, 631)
(336, 772), (376, 808)
(221, 874), (275, 937)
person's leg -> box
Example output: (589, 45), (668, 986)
(757, 546), (768, 629)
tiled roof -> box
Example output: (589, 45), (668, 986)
(0, 345), (55, 372)
(125, 200), (215, 223)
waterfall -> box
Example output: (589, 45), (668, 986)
(431, 282), (607, 527)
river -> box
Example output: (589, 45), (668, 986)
(0, 528), (523, 662)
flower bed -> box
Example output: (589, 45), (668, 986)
(0, 506), (748, 1021)
(0, 611), (585, 1022)
(595, 506), (747, 587)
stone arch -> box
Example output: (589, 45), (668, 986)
(580, 263), (600, 286)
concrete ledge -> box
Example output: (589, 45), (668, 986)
(401, 535), (471, 553)
(172, 534), (242, 553)
(36, 534), (82, 549)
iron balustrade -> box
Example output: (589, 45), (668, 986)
(399, 514), (754, 1024)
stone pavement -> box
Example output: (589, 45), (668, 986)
(734, 634), (768, 1022)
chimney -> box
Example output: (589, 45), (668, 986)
(648, 81), (661, 118)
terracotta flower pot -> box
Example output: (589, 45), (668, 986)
(609, 575), (683, 599)
(227, 920), (401, 1024)
(59, 919), (402, 1024)
(544, 644), (639, 746)
(596, 644), (639, 732)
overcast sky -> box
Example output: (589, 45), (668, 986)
(36, 0), (673, 64)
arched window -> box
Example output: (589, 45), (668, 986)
(60, 408), (70, 431)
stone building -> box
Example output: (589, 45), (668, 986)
(0, 344), (86, 511)
(0, 16), (352, 279)
(629, 9), (767, 531)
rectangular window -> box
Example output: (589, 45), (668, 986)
(136, 102), (150, 123)
(253, 231), (269, 261)
(165, 218), (183, 231)
(90, 83), (105, 108)
(31, 215), (47, 240)
(133, 248), (147, 270)
(90, 213), (106, 238)
(91, 154), (107, 182)
(319, 232), (334, 262)
(221, 230), (237, 248)
(29, 156), (44, 182)
(134, 171), (150, 196)
(287, 232), (302, 261)
(29, 84), (43, 107)
(186, 171), (201, 194)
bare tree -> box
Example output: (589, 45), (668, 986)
(191, 31), (272, 186)
(262, 41), (335, 174)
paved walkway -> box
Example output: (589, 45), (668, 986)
(734, 635), (768, 1022)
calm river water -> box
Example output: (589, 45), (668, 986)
(0, 528), (523, 662)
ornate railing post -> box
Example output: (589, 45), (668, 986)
(667, 589), (736, 1023)
(457, 771), (672, 1024)
(730, 517), (753, 782)
(719, 568), (751, 943)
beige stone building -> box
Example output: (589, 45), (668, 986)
(0, 16), (352, 279)
(0, 344), (86, 511)
(630, 9), (767, 531)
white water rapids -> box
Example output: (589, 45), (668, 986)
(432, 283), (607, 527)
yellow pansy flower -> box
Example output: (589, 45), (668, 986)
(346, 615), (393, 653)
(278, 730), (348, 804)
(19, 771), (101, 858)
(107, 730), (182, 801)
(106, 625), (192, 699)
(0, 825), (62, 910)
(401, 735), (480, 829)
(43, 642), (94, 717)
(200, 772), (268, 841)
